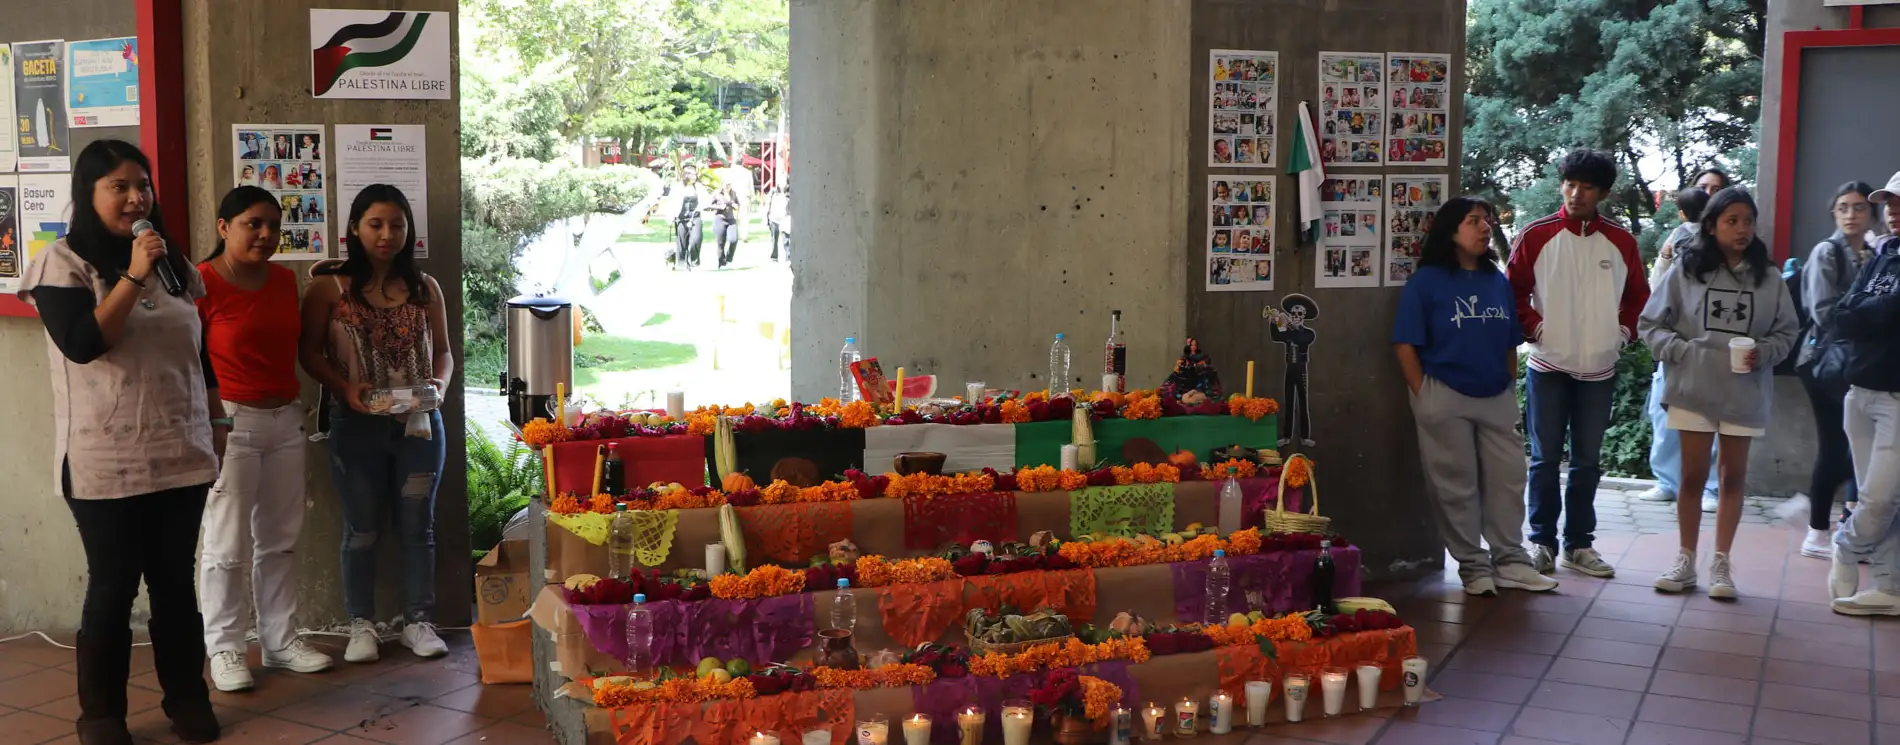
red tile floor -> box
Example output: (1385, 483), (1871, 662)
(0, 490), (1891, 745)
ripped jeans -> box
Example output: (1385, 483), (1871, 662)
(327, 406), (445, 622)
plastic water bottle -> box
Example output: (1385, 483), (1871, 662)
(1219, 477), (1245, 536)
(1048, 333), (1073, 393)
(831, 578), (857, 631)
(607, 503), (636, 581)
(839, 337), (864, 402)
(1204, 549), (1231, 625)
(625, 593), (655, 679)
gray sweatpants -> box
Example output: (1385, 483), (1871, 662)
(1410, 376), (1531, 582)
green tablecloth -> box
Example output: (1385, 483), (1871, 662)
(1014, 415), (1278, 469)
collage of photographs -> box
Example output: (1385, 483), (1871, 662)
(1206, 176), (1275, 291)
(1209, 50), (1278, 168)
(1319, 52), (1386, 167)
(1386, 53), (1452, 166)
(233, 126), (328, 260)
(1384, 174), (1448, 286)
(1315, 175), (1384, 289)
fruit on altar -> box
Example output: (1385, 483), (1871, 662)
(564, 573), (602, 592)
(885, 374), (938, 399)
(696, 657), (724, 677)
(1028, 530), (1057, 549)
(1162, 533), (1185, 546)
(1108, 611), (1152, 637)
(722, 472), (756, 493)
(705, 669), (733, 684)
(1227, 613), (1251, 629)
(593, 675), (634, 690)
(828, 539), (860, 565)
(725, 659), (751, 677)
(1181, 389), (1209, 406)
(1186, 522), (1205, 532)
(1169, 450), (1201, 469)
(1247, 611), (1266, 623)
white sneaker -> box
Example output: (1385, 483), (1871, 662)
(263, 638), (334, 674)
(1637, 486), (1676, 503)
(1802, 529), (1834, 560)
(209, 650), (253, 692)
(1527, 544), (1556, 573)
(1496, 563), (1559, 592)
(344, 618), (380, 663)
(1831, 547), (1860, 601)
(1463, 577), (1497, 597)
(1655, 550), (1697, 593)
(1708, 552), (1737, 599)
(1701, 495), (1720, 513)
(1562, 548), (1616, 578)
(1832, 589), (1900, 616)
(401, 621), (448, 659)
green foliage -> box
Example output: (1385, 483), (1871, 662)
(468, 427), (540, 553)
(1465, 0), (1764, 239)
(1515, 344), (1656, 479)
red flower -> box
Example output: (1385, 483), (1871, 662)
(939, 662), (968, 678)
(1147, 634), (1181, 655)
(726, 488), (762, 507)
(682, 583), (711, 601)
(1091, 399), (1120, 419)
(1046, 554), (1075, 571)
(1048, 395), (1074, 412)
(749, 674), (784, 695)
(952, 555), (989, 577)
(1085, 468), (1117, 487)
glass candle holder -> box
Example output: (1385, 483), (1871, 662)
(1356, 663), (1382, 711)
(1283, 672), (1311, 723)
(1001, 701), (1033, 745)
(1244, 680), (1273, 727)
(856, 715), (890, 745)
(1173, 697), (1199, 737)
(1320, 666), (1349, 717)
(1209, 691), (1235, 734)
(901, 714), (931, 745)
(956, 707), (984, 745)
(1141, 702), (1166, 741)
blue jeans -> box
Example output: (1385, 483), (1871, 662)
(1525, 369), (1616, 551)
(1647, 367), (1718, 499)
(328, 407), (445, 622)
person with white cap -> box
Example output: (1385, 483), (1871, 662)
(1828, 171), (1900, 615)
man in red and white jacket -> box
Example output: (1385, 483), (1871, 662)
(1507, 148), (1651, 580)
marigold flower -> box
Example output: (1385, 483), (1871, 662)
(549, 492), (584, 515)
(522, 418), (572, 448)
(1123, 397), (1162, 420)
(1201, 458), (1258, 481)
(839, 401), (880, 428)
(1284, 457), (1312, 489)
(1000, 400), (1032, 424)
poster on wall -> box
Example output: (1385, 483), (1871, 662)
(0, 45), (16, 173)
(232, 124), (327, 261)
(1385, 174), (1448, 286)
(334, 124), (429, 258)
(1318, 51), (1384, 168)
(1315, 175), (1384, 289)
(0, 178), (18, 293)
(1207, 176), (1275, 292)
(310, 10), (453, 100)
(65, 37), (140, 128)
(18, 173), (71, 263)
(13, 41), (69, 173)
(1386, 53), (1451, 166)
(1209, 49), (1278, 168)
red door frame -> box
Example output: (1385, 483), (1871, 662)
(0, 0), (185, 317)
(1772, 6), (1899, 261)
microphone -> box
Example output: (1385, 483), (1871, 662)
(130, 219), (184, 296)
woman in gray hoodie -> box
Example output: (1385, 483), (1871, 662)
(1640, 187), (1800, 599)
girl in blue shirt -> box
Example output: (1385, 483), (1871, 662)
(1392, 197), (1556, 596)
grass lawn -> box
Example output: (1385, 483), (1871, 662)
(573, 334), (699, 387)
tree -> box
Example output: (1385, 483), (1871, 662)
(1465, 0), (1764, 255)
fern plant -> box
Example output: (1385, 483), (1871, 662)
(468, 427), (541, 557)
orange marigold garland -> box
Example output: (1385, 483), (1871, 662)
(1226, 395), (1281, 422)
(1225, 527), (1263, 555)
(549, 492), (585, 515)
(761, 480), (802, 505)
(1000, 400), (1032, 424)
(838, 401), (880, 428)
(854, 556), (956, 587)
(1081, 676), (1122, 725)
(653, 487), (725, 510)
(521, 418), (572, 448)
(1201, 459), (1258, 481)
(588, 492), (616, 514)
(813, 663), (936, 690)
(1284, 457), (1312, 489)
(708, 565), (808, 599)
(593, 676), (756, 707)
(968, 637), (1152, 678)
(1123, 396), (1162, 420)
(885, 472), (996, 500)
(1129, 463), (1181, 484)
(797, 480), (861, 503)
(1058, 529), (1264, 568)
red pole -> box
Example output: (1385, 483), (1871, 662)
(137, 0), (189, 250)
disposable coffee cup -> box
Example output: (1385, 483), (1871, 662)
(1729, 337), (1757, 374)
(1401, 656), (1428, 706)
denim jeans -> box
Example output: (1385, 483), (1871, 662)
(1647, 367), (1718, 499)
(328, 407), (445, 621)
(1836, 387), (1900, 592)
(1525, 369), (1616, 551)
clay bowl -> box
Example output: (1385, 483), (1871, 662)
(893, 451), (947, 476)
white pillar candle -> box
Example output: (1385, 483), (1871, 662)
(956, 707), (984, 745)
(1283, 673), (1310, 723)
(1244, 680), (1273, 727)
(966, 382), (986, 405)
(1001, 702), (1033, 745)
(1059, 444), (1079, 471)
(902, 715), (931, 745)
(1142, 703), (1166, 741)
(665, 390), (685, 420)
(1320, 667), (1349, 717)
(1173, 698), (1199, 737)
(1209, 691), (1234, 734)
(857, 716), (890, 745)
(804, 731), (833, 745)
(1102, 373), (1121, 393)
(1356, 663), (1382, 711)
(706, 543), (728, 576)
(751, 732), (783, 745)
(1402, 656), (1428, 706)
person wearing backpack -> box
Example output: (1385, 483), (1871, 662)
(1829, 172), (1900, 614)
(1796, 182), (1877, 559)
(1640, 187), (1722, 512)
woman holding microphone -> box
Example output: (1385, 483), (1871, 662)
(16, 139), (223, 743)
(195, 186), (334, 692)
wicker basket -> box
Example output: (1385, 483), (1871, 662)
(1266, 453), (1330, 535)
(967, 633), (1074, 656)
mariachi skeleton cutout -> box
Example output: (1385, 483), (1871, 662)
(1265, 293), (1320, 449)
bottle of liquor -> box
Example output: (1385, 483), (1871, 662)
(1103, 310), (1127, 392)
(601, 442), (626, 498)
(1311, 537), (1336, 614)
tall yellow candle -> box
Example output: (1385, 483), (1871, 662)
(542, 445), (557, 497)
(894, 367), (906, 414)
(556, 382), (567, 425)
(1246, 360), (1255, 398)
(591, 445), (606, 496)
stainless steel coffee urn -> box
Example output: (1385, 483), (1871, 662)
(503, 294), (574, 427)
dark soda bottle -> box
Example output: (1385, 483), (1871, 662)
(602, 442), (626, 497)
(1311, 537), (1336, 614)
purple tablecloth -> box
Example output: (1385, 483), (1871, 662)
(1169, 546), (1362, 621)
(568, 593), (815, 668)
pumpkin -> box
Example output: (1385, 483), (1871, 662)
(722, 472), (756, 493)
(1168, 450), (1200, 469)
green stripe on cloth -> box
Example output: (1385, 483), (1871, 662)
(1014, 416), (1279, 469)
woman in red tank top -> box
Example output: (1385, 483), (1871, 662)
(194, 186), (334, 693)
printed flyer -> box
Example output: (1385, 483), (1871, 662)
(18, 173), (72, 263)
(0, 44), (16, 173)
(1207, 176), (1275, 292)
(333, 124), (429, 258)
(1385, 174), (1448, 286)
(66, 37), (140, 128)
(233, 124), (327, 261)
(1318, 51), (1385, 168)
(310, 10), (453, 100)
(0, 178), (17, 293)
(1315, 175), (1384, 289)
(1209, 49), (1278, 169)
(1385, 53), (1451, 166)
(13, 40), (69, 172)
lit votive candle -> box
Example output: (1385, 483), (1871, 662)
(1244, 680), (1273, 728)
(956, 707), (984, 745)
(1173, 697), (1199, 737)
(902, 714), (931, 745)
(1209, 691), (1235, 734)
(1108, 704), (1133, 745)
(1002, 700), (1033, 745)
(1356, 663), (1383, 711)
(751, 732), (783, 745)
(1283, 672), (1311, 723)
(802, 731), (832, 745)
(857, 715), (890, 745)
(1141, 703), (1165, 741)
(1320, 666), (1349, 717)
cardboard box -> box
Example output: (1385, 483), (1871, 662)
(476, 539), (533, 624)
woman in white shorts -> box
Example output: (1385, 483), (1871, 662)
(1639, 187), (1799, 598)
